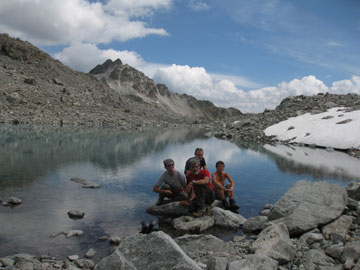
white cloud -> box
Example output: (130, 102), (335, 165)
(0, 0), (170, 46)
(54, 42), (145, 72)
(153, 64), (360, 112)
(54, 42), (168, 76)
(329, 76), (360, 94)
(188, 0), (210, 11)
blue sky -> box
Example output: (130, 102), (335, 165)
(0, 0), (359, 112)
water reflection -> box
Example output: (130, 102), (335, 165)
(1, 126), (360, 260)
(262, 144), (360, 182)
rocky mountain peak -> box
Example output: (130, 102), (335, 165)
(90, 59), (243, 121)
(89, 58), (123, 74)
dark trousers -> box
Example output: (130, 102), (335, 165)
(189, 185), (215, 212)
(160, 184), (188, 201)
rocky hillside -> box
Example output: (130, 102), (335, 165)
(0, 34), (241, 129)
(89, 59), (242, 121)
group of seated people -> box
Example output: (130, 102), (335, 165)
(153, 147), (239, 217)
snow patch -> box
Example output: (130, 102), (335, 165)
(264, 108), (360, 150)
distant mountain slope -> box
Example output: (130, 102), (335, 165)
(0, 34), (199, 128)
(89, 59), (242, 121)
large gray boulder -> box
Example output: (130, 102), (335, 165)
(251, 222), (296, 264)
(146, 202), (190, 217)
(228, 255), (278, 270)
(268, 180), (347, 235)
(211, 207), (247, 229)
(116, 231), (202, 270)
(172, 215), (214, 233)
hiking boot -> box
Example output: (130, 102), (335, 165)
(222, 199), (230, 210)
(193, 207), (206, 217)
(229, 199), (240, 210)
(156, 195), (165, 206)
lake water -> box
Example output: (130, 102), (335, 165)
(1, 125), (360, 260)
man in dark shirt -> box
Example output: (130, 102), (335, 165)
(185, 158), (214, 217)
(184, 147), (208, 175)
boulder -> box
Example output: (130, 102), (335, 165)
(268, 180), (347, 235)
(146, 202), (190, 217)
(347, 182), (360, 201)
(251, 222), (296, 264)
(172, 215), (214, 233)
(242, 216), (267, 233)
(228, 255), (278, 270)
(116, 231), (202, 270)
(321, 215), (353, 241)
(95, 250), (136, 270)
(211, 207), (247, 229)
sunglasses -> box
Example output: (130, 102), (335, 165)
(166, 164), (174, 167)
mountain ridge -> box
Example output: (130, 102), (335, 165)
(89, 58), (242, 120)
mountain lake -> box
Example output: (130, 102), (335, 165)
(1, 125), (360, 260)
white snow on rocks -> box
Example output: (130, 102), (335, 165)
(264, 107), (360, 150)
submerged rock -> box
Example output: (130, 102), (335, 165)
(7, 197), (22, 205)
(70, 177), (100, 188)
(67, 210), (85, 219)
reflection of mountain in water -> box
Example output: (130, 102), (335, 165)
(0, 126), (207, 188)
(262, 144), (360, 182)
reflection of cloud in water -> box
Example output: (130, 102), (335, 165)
(263, 144), (360, 181)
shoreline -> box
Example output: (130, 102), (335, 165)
(2, 179), (360, 269)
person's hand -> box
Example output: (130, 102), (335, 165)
(179, 201), (189, 206)
(164, 190), (172, 195)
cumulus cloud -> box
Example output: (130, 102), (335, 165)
(153, 64), (360, 113)
(0, 0), (169, 46)
(54, 42), (145, 72)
